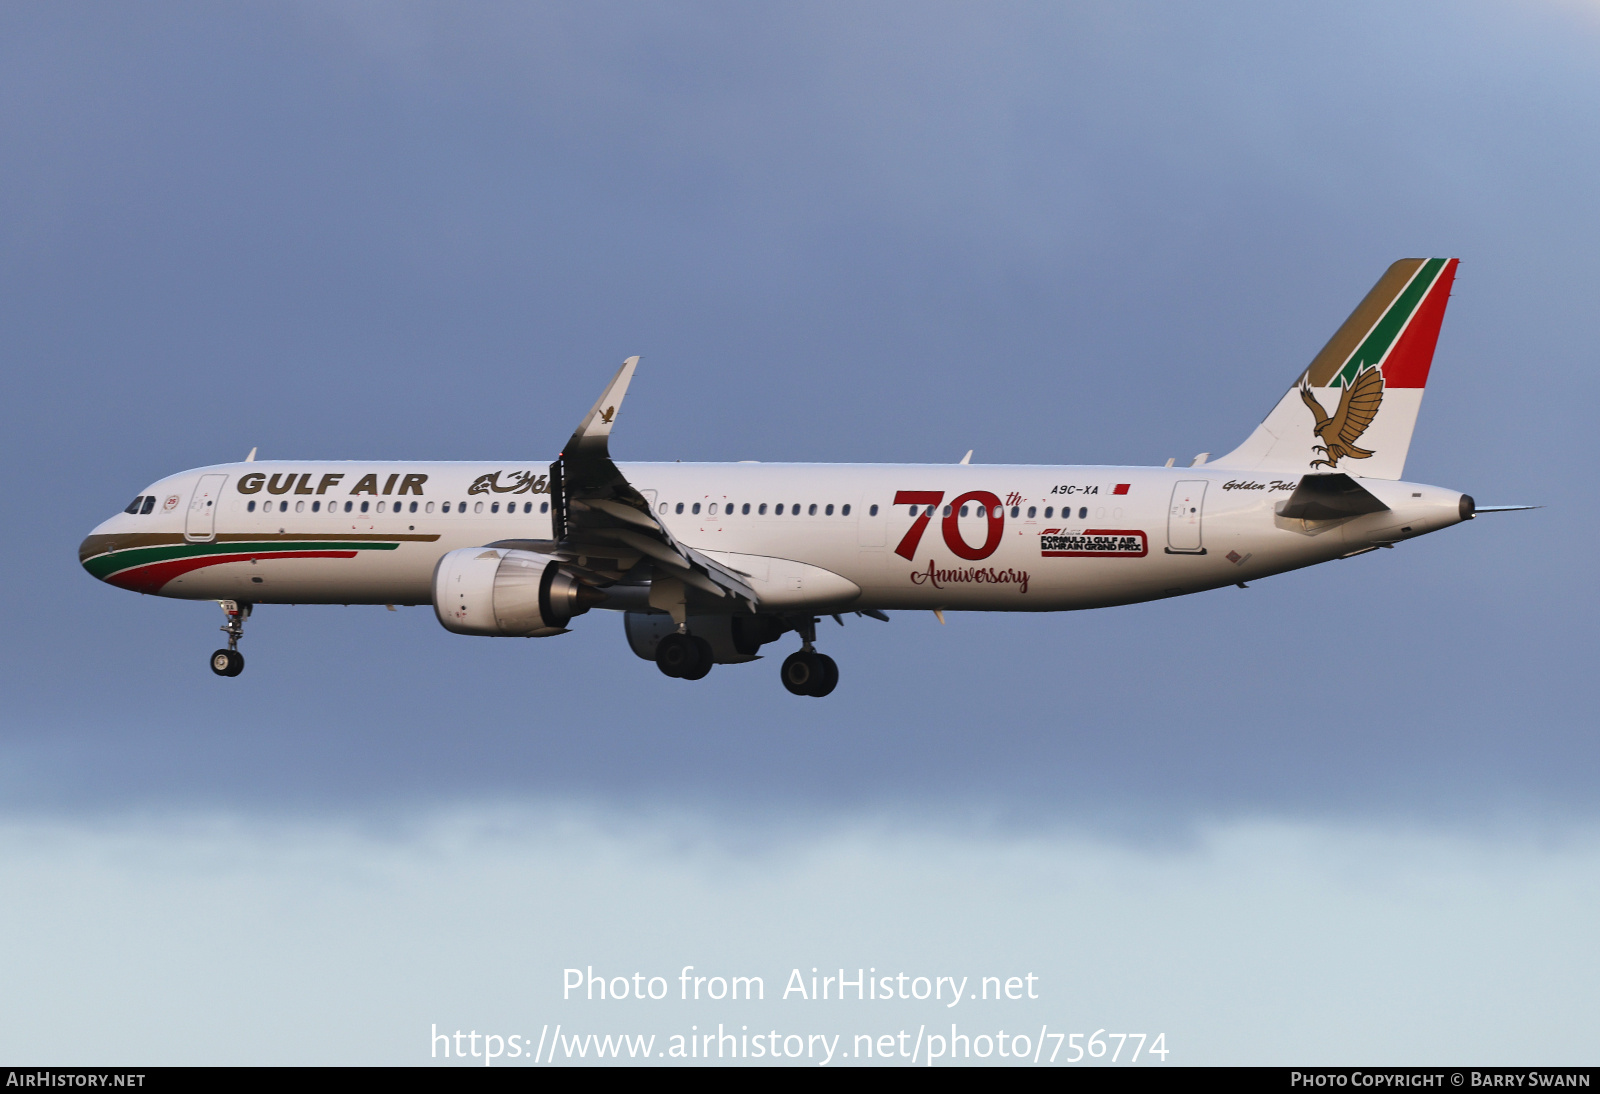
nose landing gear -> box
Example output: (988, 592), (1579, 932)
(210, 600), (250, 677)
(780, 617), (837, 697)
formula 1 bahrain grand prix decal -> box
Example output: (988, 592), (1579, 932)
(1038, 529), (1148, 557)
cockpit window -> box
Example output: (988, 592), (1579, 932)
(124, 496), (144, 514)
(140, 496), (155, 514)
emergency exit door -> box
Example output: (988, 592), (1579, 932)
(1166, 480), (1207, 554)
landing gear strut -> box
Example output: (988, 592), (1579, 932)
(210, 600), (249, 677)
(780, 616), (838, 697)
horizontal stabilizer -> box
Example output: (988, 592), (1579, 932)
(1276, 473), (1390, 520)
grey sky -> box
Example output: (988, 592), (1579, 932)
(3, 0), (1593, 823)
(1, 3), (1597, 1063)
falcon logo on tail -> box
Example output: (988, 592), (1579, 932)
(1299, 366), (1384, 469)
(1209, 258), (1458, 482)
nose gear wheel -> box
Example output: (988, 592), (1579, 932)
(210, 600), (251, 677)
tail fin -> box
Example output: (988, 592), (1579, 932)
(1211, 258), (1458, 480)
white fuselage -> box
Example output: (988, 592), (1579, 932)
(81, 460), (1467, 612)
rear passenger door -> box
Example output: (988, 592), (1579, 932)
(1165, 480), (1207, 554)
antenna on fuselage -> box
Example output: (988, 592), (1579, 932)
(245, 447), (257, 462)
(959, 450), (972, 465)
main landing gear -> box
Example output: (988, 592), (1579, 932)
(780, 616), (837, 698)
(655, 631), (713, 680)
(210, 600), (250, 677)
(651, 614), (840, 696)
(781, 650), (837, 697)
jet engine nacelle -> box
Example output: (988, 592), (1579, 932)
(433, 548), (603, 637)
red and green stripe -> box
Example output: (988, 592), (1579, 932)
(1306, 257), (1458, 391)
(82, 540), (399, 594)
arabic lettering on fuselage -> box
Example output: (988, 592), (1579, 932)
(468, 471), (550, 496)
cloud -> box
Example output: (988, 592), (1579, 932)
(2, 804), (1596, 1064)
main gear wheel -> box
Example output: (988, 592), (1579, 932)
(656, 632), (714, 680)
(780, 650), (837, 697)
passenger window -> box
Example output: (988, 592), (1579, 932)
(345, 501), (353, 512)
(295, 500), (305, 513)
(675, 502), (684, 514)
(414, 502), (421, 513)
(425, 502), (434, 513)
(1078, 506), (1087, 519)
(792, 503), (800, 515)
(1044, 506), (1052, 518)
(491, 502), (500, 513)
(943, 505), (952, 517)
(841, 504), (850, 516)
(247, 500), (256, 512)
(658, 503), (668, 514)
(692, 502), (701, 515)
(708, 503), (717, 515)
(540, 502), (549, 514)
(313, 501), (321, 512)
(474, 501), (483, 513)
(742, 503), (750, 515)
(808, 504), (817, 516)
(825, 504), (834, 516)
(868, 504), (877, 516)
(959, 505), (969, 517)
(1027, 506), (1036, 518)
(1011, 507), (1019, 518)
(522, 502), (530, 513)
(759, 503), (767, 515)
(360, 501), (370, 513)
(442, 502), (451, 513)
(775, 504), (784, 515)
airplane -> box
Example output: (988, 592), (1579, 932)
(80, 258), (1531, 696)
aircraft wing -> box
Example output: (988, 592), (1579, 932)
(494, 357), (757, 605)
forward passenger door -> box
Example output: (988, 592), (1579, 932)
(185, 474), (229, 542)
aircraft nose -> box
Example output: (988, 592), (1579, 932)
(79, 527), (115, 581)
